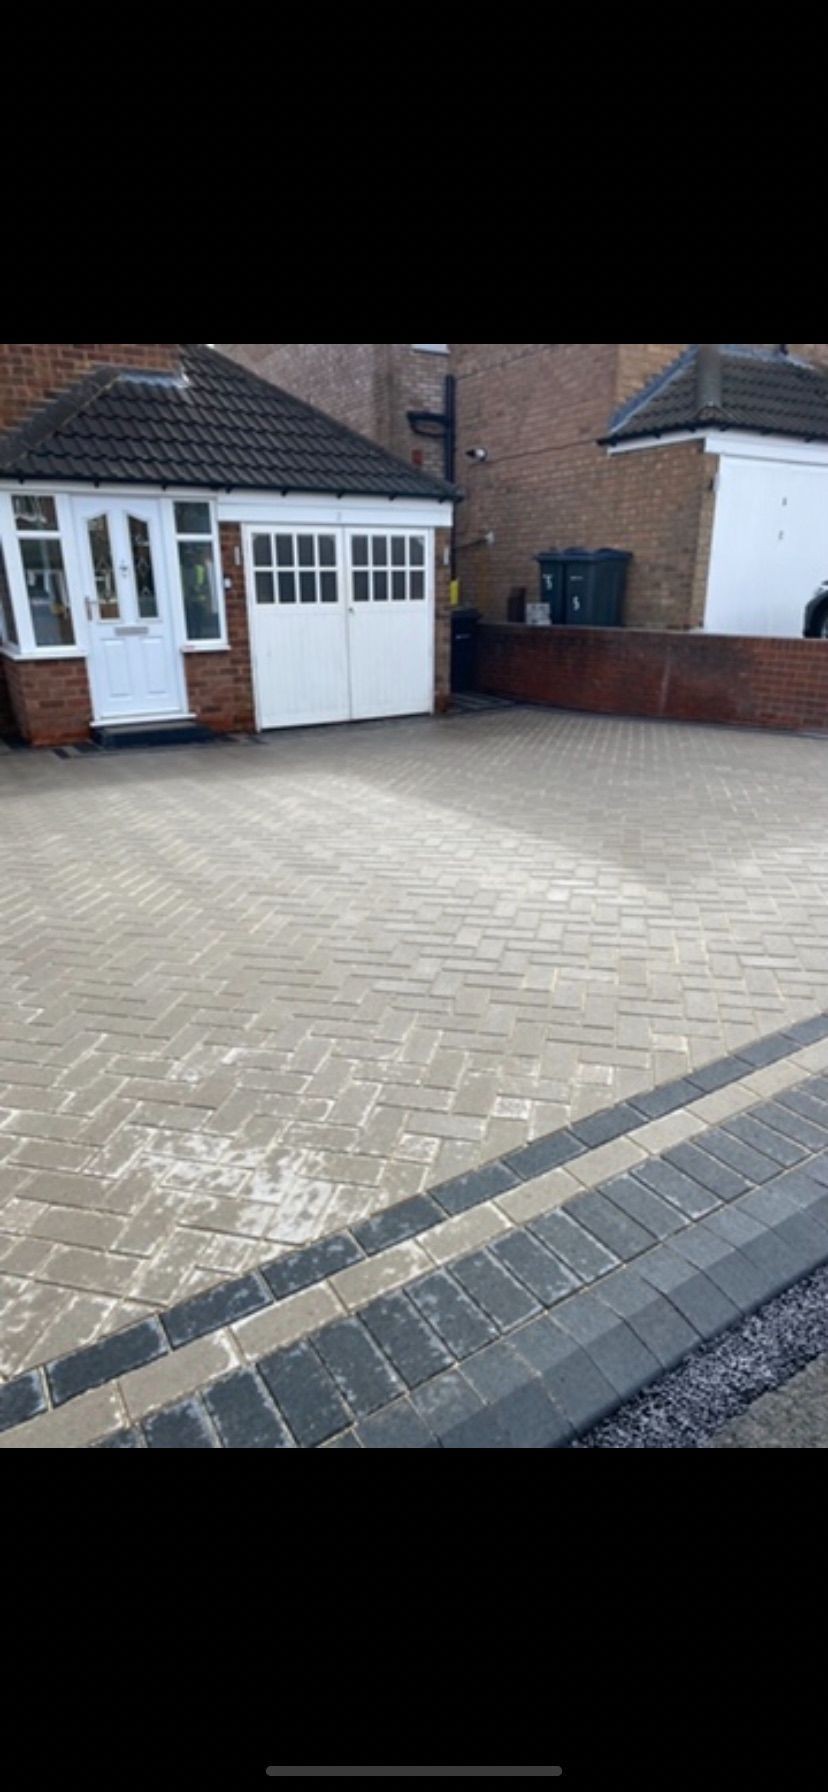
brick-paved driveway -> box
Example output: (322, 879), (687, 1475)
(2, 706), (828, 1384)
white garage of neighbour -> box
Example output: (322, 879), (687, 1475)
(702, 435), (828, 640)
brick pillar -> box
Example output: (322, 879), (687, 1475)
(2, 654), (93, 746)
(434, 526), (452, 711)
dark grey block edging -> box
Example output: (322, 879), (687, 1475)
(2, 1010), (828, 1436)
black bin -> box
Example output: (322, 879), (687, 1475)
(450, 605), (480, 692)
(536, 547), (631, 626)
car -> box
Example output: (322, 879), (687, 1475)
(804, 581), (828, 638)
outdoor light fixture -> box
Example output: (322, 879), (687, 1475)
(465, 446), (489, 462)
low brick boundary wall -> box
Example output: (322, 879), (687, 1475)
(474, 623), (828, 733)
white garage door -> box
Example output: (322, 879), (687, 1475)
(248, 525), (433, 728)
(705, 456), (828, 637)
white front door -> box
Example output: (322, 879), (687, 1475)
(247, 524), (434, 729)
(73, 497), (186, 720)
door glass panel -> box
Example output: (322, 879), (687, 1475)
(353, 571), (369, 602)
(299, 571), (316, 604)
(255, 571), (275, 604)
(392, 570), (406, 601)
(297, 535), (315, 568)
(253, 534), (272, 567)
(410, 536), (425, 566)
(276, 535), (294, 568)
(278, 572), (296, 604)
(87, 515), (119, 619)
(410, 569), (425, 600)
(351, 536), (368, 567)
(371, 536), (388, 566)
(320, 571), (337, 604)
(391, 536), (406, 567)
(318, 535), (336, 567)
(128, 516), (158, 619)
(374, 571), (388, 602)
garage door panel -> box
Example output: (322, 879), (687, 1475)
(705, 459), (828, 637)
(347, 529), (433, 720)
(250, 529), (350, 729)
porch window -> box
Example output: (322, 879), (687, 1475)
(12, 494), (74, 647)
(174, 501), (221, 641)
(0, 542), (18, 646)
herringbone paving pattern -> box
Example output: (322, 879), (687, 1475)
(2, 707), (827, 1381)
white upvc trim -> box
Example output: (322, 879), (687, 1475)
(0, 644), (86, 662)
(161, 496), (228, 650)
(608, 428), (828, 466)
(221, 493), (452, 529)
(606, 431), (702, 454)
(0, 479), (454, 522)
(703, 430), (828, 467)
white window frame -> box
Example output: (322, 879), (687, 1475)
(346, 526), (429, 606)
(167, 497), (228, 651)
(0, 489), (86, 659)
(411, 344), (449, 354)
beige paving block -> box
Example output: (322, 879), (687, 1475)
(687, 1084), (758, 1125)
(630, 1109), (708, 1155)
(496, 1166), (582, 1224)
(739, 1059), (809, 1098)
(420, 1201), (511, 1267)
(331, 1238), (434, 1308)
(232, 1282), (344, 1360)
(35, 1244), (136, 1297)
(0, 1383), (127, 1450)
(120, 1329), (241, 1423)
(568, 1135), (647, 1188)
(793, 1039), (828, 1073)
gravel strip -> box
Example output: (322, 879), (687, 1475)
(572, 1263), (828, 1448)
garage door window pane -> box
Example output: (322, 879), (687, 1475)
(276, 535), (294, 568)
(410, 536), (425, 566)
(253, 534), (272, 567)
(278, 572), (296, 604)
(371, 536), (388, 566)
(391, 536), (406, 567)
(373, 570), (388, 602)
(392, 570), (406, 601)
(319, 536), (336, 567)
(320, 571), (337, 603)
(298, 535), (315, 568)
(410, 570), (425, 600)
(255, 571), (275, 604)
(300, 571), (316, 604)
(353, 571), (369, 602)
(352, 536), (368, 567)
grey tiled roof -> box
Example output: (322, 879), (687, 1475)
(0, 344), (456, 501)
(602, 345), (828, 445)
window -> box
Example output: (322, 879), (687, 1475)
(174, 501), (221, 641)
(350, 533), (426, 602)
(0, 541), (18, 646)
(252, 532), (338, 606)
(12, 494), (74, 646)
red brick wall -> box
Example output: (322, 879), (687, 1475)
(434, 526), (452, 710)
(0, 655), (15, 736)
(182, 524), (255, 734)
(0, 344), (181, 432)
(217, 344), (451, 478)
(475, 623), (828, 732)
(2, 653), (93, 746)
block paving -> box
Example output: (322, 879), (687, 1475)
(3, 706), (828, 1390)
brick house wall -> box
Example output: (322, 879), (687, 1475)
(1, 653), (93, 747)
(0, 655), (15, 736)
(434, 526), (452, 709)
(475, 622), (828, 733)
(452, 344), (716, 628)
(0, 344), (181, 432)
(217, 344), (451, 480)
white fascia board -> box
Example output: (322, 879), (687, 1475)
(606, 432), (701, 454)
(0, 480), (453, 526)
(217, 492), (454, 528)
(703, 431), (828, 467)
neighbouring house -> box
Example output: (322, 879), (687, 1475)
(217, 344), (455, 483)
(235, 343), (828, 639)
(0, 344), (454, 747)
